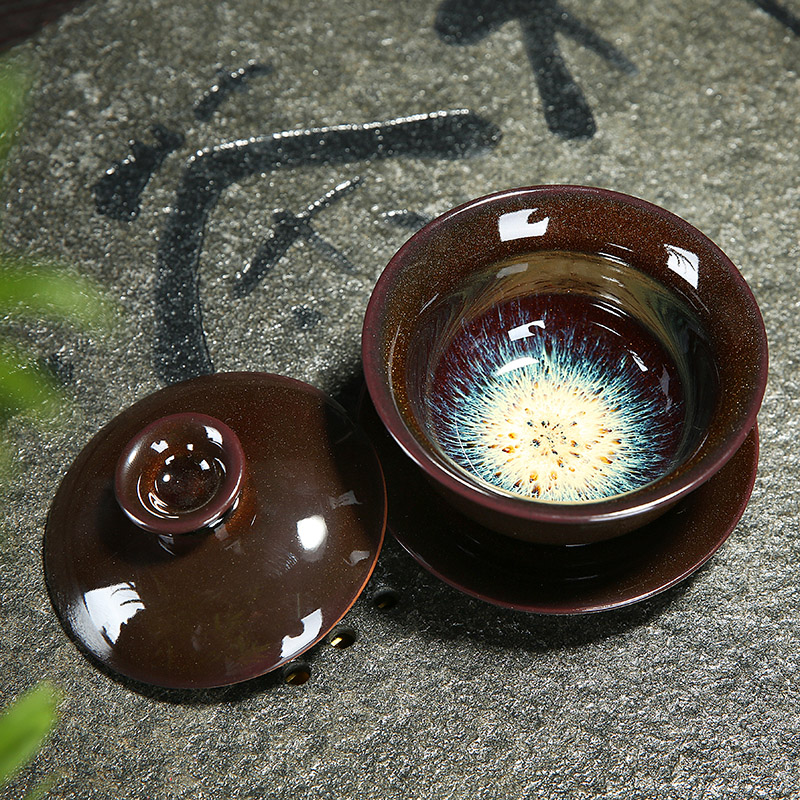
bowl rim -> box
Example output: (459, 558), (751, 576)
(362, 184), (769, 527)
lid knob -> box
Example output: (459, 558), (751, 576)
(114, 412), (245, 535)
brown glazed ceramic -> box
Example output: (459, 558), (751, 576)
(360, 393), (759, 613)
(114, 412), (246, 535)
(362, 186), (768, 545)
(44, 373), (386, 689)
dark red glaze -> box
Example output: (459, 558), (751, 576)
(45, 373), (386, 689)
(360, 393), (759, 613)
(427, 292), (686, 502)
(114, 413), (245, 535)
(362, 185), (768, 545)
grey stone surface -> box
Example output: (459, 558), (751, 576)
(1, 0), (799, 797)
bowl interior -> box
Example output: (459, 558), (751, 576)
(406, 250), (717, 504)
(363, 186), (767, 522)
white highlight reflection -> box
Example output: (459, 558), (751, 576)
(498, 209), (549, 241)
(82, 582), (145, 648)
(665, 244), (699, 289)
(508, 320), (545, 341)
(348, 550), (370, 565)
(297, 514), (328, 552)
(204, 425), (223, 445)
(496, 262), (528, 279)
(494, 356), (538, 377)
(281, 608), (323, 659)
(328, 490), (361, 509)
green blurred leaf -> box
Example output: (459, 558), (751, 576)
(0, 260), (115, 329)
(0, 49), (62, 800)
(0, 338), (62, 422)
(0, 59), (115, 429)
(22, 773), (58, 800)
(0, 59), (31, 172)
(0, 683), (60, 788)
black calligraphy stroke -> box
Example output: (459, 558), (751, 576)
(436, 0), (800, 141)
(235, 176), (364, 298)
(750, 0), (800, 35)
(291, 305), (323, 330)
(435, 0), (635, 140)
(92, 124), (184, 220)
(93, 65), (272, 221)
(381, 209), (435, 231)
(194, 62), (273, 122)
(154, 109), (501, 384)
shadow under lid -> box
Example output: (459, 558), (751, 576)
(44, 372), (386, 689)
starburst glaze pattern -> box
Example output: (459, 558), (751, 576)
(426, 295), (684, 503)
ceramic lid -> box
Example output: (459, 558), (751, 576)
(44, 372), (386, 689)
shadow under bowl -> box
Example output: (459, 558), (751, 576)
(362, 186), (768, 545)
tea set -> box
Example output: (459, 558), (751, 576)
(43, 185), (768, 688)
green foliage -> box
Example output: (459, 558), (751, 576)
(0, 338), (60, 422)
(0, 259), (115, 427)
(0, 258), (114, 329)
(0, 683), (60, 798)
(0, 57), (111, 800)
(0, 60), (114, 427)
(0, 58), (31, 175)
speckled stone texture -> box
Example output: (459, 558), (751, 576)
(1, 0), (799, 797)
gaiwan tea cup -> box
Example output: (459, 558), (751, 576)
(362, 186), (768, 546)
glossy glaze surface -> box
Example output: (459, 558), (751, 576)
(114, 412), (245, 535)
(426, 290), (686, 503)
(361, 394), (758, 613)
(45, 373), (386, 688)
(362, 186), (767, 544)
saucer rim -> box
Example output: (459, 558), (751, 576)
(385, 422), (759, 615)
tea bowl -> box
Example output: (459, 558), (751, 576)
(362, 186), (768, 546)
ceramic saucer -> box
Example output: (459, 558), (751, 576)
(360, 396), (758, 613)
